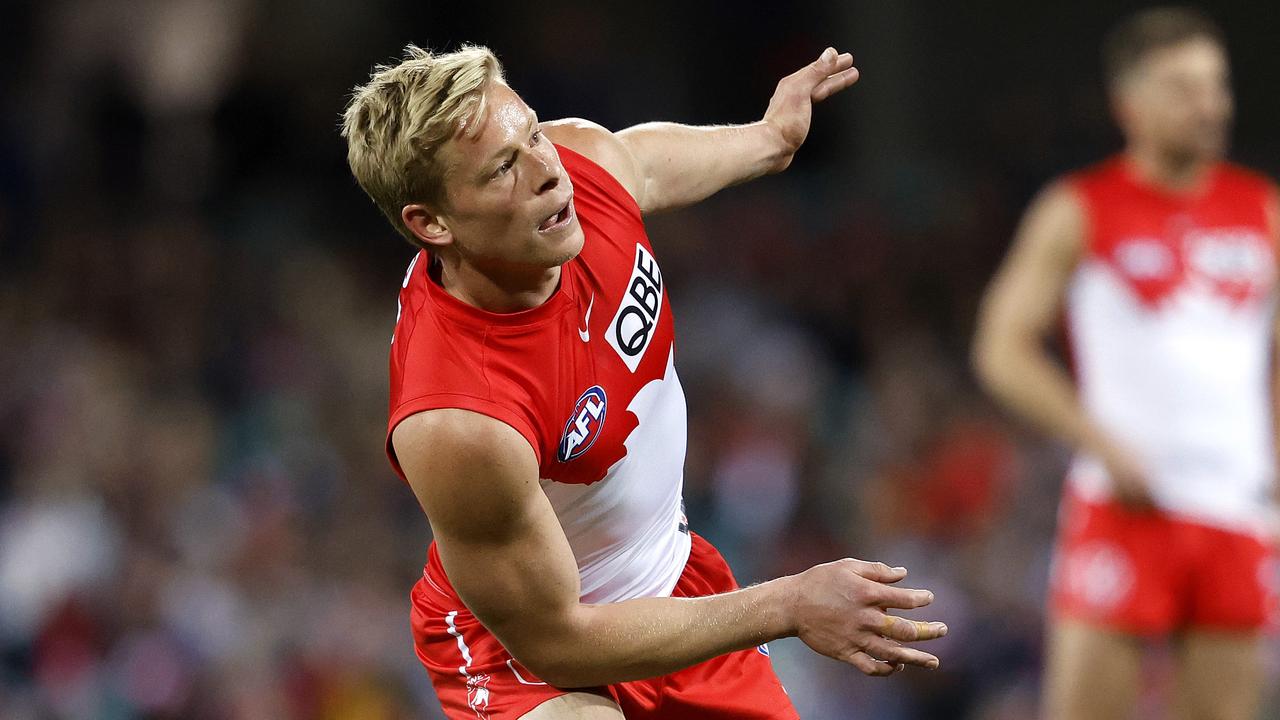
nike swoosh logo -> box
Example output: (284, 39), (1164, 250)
(578, 293), (594, 342)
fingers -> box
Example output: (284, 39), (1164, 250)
(875, 584), (936, 610)
(806, 46), (838, 76)
(845, 559), (908, 583)
(843, 560), (935, 608)
(813, 66), (860, 102)
(845, 650), (900, 677)
(1113, 477), (1156, 512)
(879, 613), (949, 643)
(1101, 445), (1154, 511)
(787, 48), (856, 96)
(807, 47), (854, 77)
(1118, 494), (1155, 512)
(864, 636), (940, 670)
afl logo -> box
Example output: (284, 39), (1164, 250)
(558, 386), (607, 462)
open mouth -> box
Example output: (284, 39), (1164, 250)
(538, 199), (574, 233)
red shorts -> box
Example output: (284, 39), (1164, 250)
(409, 532), (799, 719)
(1050, 493), (1278, 635)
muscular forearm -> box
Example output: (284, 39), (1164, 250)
(608, 47), (856, 214)
(407, 407), (943, 692)
(616, 121), (788, 213)
(506, 576), (795, 688)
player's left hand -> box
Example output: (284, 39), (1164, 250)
(763, 47), (859, 171)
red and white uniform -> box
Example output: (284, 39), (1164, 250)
(387, 145), (795, 718)
(1052, 156), (1279, 633)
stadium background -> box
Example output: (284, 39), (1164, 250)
(1, 1), (1278, 717)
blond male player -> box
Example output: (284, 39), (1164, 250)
(343, 44), (947, 719)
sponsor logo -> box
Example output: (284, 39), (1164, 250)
(1185, 228), (1271, 283)
(558, 386), (607, 462)
(757, 643), (771, 657)
(606, 244), (663, 372)
(1114, 237), (1175, 279)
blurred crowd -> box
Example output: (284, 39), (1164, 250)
(1, 1), (1277, 719)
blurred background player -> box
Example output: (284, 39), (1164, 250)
(975, 7), (1278, 720)
(343, 45), (946, 718)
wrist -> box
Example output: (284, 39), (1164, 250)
(754, 574), (802, 640)
(754, 119), (794, 174)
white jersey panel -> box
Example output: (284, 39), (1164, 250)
(540, 348), (692, 604)
(1067, 261), (1277, 532)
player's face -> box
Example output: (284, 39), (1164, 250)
(1115, 38), (1233, 163)
(436, 82), (583, 271)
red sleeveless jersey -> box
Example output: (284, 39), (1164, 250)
(386, 144), (692, 603)
(1064, 155), (1277, 532)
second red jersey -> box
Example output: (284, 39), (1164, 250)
(1064, 155), (1277, 533)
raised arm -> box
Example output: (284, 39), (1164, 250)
(972, 182), (1153, 508)
(392, 408), (947, 689)
(543, 47), (858, 214)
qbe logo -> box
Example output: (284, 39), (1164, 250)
(606, 244), (663, 372)
(558, 386), (607, 462)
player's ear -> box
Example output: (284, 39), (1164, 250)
(402, 203), (453, 249)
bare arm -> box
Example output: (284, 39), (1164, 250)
(393, 408), (947, 689)
(973, 182), (1152, 506)
(543, 47), (858, 214)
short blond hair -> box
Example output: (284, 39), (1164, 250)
(342, 44), (505, 244)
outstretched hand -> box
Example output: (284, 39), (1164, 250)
(790, 558), (947, 677)
(1096, 439), (1156, 511)
(764, 47), (860, 170)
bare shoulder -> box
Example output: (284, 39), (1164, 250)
(392, 408), (533, 469)
(542, 118), (622, 161)
(1016, 179), (1086, 263)
(391, 408), (541, 539)
(975, 179), (1086, 347)
(1028, 179), (1084, 226)
(543, 118), (643, 202)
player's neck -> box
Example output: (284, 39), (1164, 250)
(1125, 144), (1214, 193)
(434, 255), (562, 313)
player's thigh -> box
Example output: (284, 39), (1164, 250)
(1172, 631), (1262, 720)
(520, 692), (625, 719)
(1043, 618), (1143, 720)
